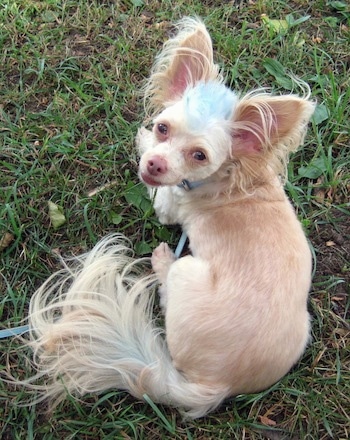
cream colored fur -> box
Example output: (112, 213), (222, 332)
(22, 18), (315, 418)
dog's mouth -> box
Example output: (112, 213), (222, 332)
(140, 172), (162, 187)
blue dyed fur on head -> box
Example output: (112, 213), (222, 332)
(183, 82), (237, 132)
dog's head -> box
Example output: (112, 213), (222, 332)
(138, 18), (315, 191)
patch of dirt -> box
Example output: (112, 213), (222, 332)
(310, 209), (350, 320)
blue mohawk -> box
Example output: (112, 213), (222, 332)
(183, 82), (237, 131)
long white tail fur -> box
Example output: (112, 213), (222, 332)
(26, 234), (229, 418)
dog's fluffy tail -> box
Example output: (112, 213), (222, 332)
(25, 234), (228, 418)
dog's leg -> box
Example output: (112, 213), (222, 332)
(152, 242), (176, 310)
(153, 187), (182, 225)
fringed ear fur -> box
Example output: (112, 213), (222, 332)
(230, 93), (315, 182)
(232, 94), (315, 154)
(144, 17), (222, 117)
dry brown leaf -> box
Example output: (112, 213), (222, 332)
(259, 415), (277, 427)
(313, 176), (326, 203)
(332, 296), (346, 302)
(0, 232), (14, 252)
(333, 327), (350, 336)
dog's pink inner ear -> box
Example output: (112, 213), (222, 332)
(169, 57), (198, 98)
(168, 31), (215, 99)
(232, 129), (262, 153)
(231, 104), (268, 153)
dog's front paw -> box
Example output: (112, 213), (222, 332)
(152, 242), (176, 312)
(152, 242), (176, 284)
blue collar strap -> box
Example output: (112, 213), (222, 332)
(177, 179), (206, 191)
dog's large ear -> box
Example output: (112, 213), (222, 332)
(231, 94), (315, 155)
(145, 18), (221, 116)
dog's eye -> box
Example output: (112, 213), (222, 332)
(157, 123), (168, 135)
(192, 151), (207, 161)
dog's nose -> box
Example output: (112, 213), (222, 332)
(147, 156), (167, 176)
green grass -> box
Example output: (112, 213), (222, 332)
(1, 0), (349, 438)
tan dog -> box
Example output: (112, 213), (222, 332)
(23, 18), (315, 418)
